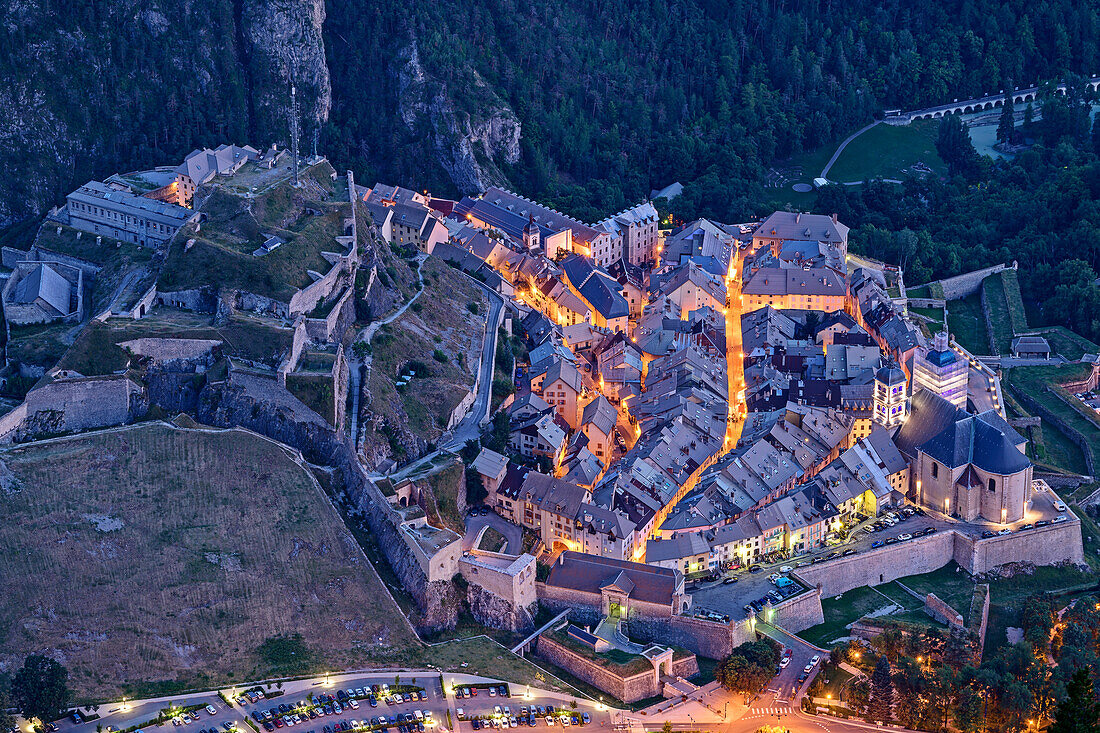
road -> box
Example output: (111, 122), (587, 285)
(463, 511), (523, 553)
(819, 121), (881, 180)
(364, 267), (503, 481)
(440, 287), (504, 452)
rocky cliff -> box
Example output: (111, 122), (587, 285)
(395, 41), (521, 195)
(0, 0), (330, 226)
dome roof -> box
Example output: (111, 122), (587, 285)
(876, 362), (906, 385)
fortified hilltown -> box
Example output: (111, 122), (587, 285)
(4, 8), (1100, 733)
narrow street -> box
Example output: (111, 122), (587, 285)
(724, 253), (747, 451)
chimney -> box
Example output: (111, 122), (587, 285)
(558, 552), (565, 565)
(832, 213), (838, 224)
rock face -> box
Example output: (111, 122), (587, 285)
(466, 583), (536, 635)
(242, 0), (332, 139)
(0, 0), (330, 226)
(396, 41), (521, 194)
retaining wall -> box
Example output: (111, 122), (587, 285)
(792, 523), (1084, 598)
(534, 634), (695, 703)
(792, 531), (955, 596)
(924, 593), (963, 627)
(770, 587), (825, 632)
(934, 263), (1011, 300)
(954, 520), (1084, 573)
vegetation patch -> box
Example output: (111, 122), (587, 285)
(945, 293), (989, 355)
(0, 423), (419, 699)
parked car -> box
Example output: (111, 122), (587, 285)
(1053, 515), (1068, 524)
(871, 540), (884, 548)
(897, 533), (912, 541)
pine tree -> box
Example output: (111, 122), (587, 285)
(997, 92), (1016, 146)
(1051, 669), (1100, 733)
(868, 655), (894, 724)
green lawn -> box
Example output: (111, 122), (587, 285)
(982, 274), (1016, 355)
(158, 163), (347, 303)
(897, 563), (975, 615)
(827, 119), (946, 183)
(1003, 363), (1100, 474)
(57, 309), (296, 376)
(946, 293), (990, 355)
(801, 586), (900, 647)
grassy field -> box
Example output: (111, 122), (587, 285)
(946, 293), (990, 355)
(0, 423), (420, 700)
(1003, 363), (1100, 474)
(801, 586), (902, 647)
(57, 308), (295, 376)
(479, 527), (509, 553)
(6, 321), (73, 371)
(285, 373), (337, 425)
(982, 271), (1028, 354)
(425, 460), (466, 534)
(158, 163), (346, 302)
(827, 119), (946, 183)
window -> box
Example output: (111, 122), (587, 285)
(988, 478), (996, 492)
(931, 462), (938, 479)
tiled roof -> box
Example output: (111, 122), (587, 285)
(545, 551), (679, 606)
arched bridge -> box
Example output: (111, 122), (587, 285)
(889, 76), (1100, 122)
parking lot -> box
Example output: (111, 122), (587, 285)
(57, 672), (618, 733)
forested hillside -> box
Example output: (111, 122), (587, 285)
(813, 80), (1100, 342)
(5, 0), (1100, 343)
(324, 0), (1100, 221)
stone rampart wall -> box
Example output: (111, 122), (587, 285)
(935, 263), (1010, 300)
(954, 521), (1084, 573)
(907, 298), (946, 309)
(792, 524), (1084, 598)
(534, 634), (660, 704)
(771, 588), (825, 632)
(16, 376), (140, 440)
(1006, 384), (1096, 477)
(924, 593), (964, 627)
(793, 531), (955, 596)
(623, 614), (753, 660)
(158, 288), (215, 313)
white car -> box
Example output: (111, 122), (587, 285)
(349, 700), (359, 710)
(1055, 501), (1067, 511)
(768, 573), (780, 582)
(780, 565), (792, 573)
(206, 706), (218, 716)
(1053, 515), (1068, 524)
(998, 528), (1011, 536)
(897, 533), (912, 541)
(545, 718), (555, 727)
(779, 656), (791, 668)
(809, 655), (820, 665)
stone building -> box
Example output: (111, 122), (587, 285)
(174, 144), (260, 206)
(65, 180), (199, 247)
(894, 390), (1032, 523)
(873, 362), (909, 428)
(2, 260), (83, 324)
(596, 201), (660, 266)
(541, 551), (690, 619)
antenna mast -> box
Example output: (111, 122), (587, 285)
(290, 83), (301, 187)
